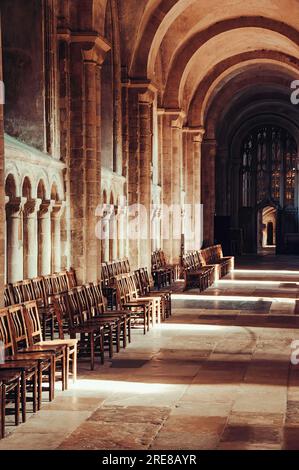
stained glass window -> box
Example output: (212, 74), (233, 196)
(241, 126), (298, 208)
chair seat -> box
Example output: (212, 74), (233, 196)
(0, 370), (21, 384)
(39, 339), (78, 347)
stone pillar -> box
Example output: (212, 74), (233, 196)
(159, 110), (185, 264)
(202, 139), (217, 246)
(69, 34), (110, 283)
(193, 128), (205, 249)
(109, 206), (118, 260)
(117, 205), (126, 259)
(38, 200), (54, 276)
(138, 89), (154, 270)
(51, 202), (65, 273)
(123, 82), (155, 270)
(0, 27), (5, 303)
(126, 87), (140, 269)
(23, 198), (41, 279)
(6, 198), (26, 283)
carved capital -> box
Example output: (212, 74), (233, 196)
(6, 197), (26, 218)
(38, 200), (55, 218)
(183, 126), (206, 143)
(24, 198), (42, 218)
(51, 201), (66, 219)
(71, 32), (111, 65)
(160, 109), (186, 129)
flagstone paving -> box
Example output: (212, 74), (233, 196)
(1, 255), (299, 450)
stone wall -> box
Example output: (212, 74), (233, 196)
(0, 22), (5, 305)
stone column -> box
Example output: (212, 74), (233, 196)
(117, 205), (126, 259)
(6, 198), (26, 283)
(0, 26), (5, 304)
(109, 205), (118, 260)
(138, 88), (154, 271)
(38, 200), (54, 276)
(201, 139), (217, 246)
(23, 198), (42, 279)
(193, 129), (205, 249)
(123, 82), (155, 270)
(159, 110), (185, 264)
(51, 202), (66, 273)
(69, 34), (110, 283)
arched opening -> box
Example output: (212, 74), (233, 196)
(37, 179), (46, 199)
(22, 177), (35, 279)
(5, 174), (21, 283)
(37, 179), (51, 275)
(257, 205), (277, 254)
(50, 182), (59, 202)
(238, 125), (298, 254)
(5, 173), (17, 199)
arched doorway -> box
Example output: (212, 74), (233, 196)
(257, 205), (277, 254)
(239, 125), (298, 254)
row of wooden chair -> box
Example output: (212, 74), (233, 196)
(182, 245), (234, 290)
(133, 267), (172, 319)
(4, 269), (78, 340)
(151, 250), (180, 289)
(200, 245), (234, 279)
(182, 252), (216, 291)
(114, 272), (172, 334)
(0, 301), (78, 439)
(52, 282), (132, 371)
(101, 259), (131, 308)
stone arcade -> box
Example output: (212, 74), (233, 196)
(0, 0), (299, 452)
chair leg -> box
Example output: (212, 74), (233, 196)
(108, 326), (114, 359)
(143, 307), (147, 335)
(32, 369), (37, 413)
(49, 357), (55, 402)
(65, 348), (70, 391)
(15, 379), (20, 426)
(116, 323), (121, 353)
(38, 364), (42, 410)
(21, 372), (26, 423)
(122, 321), (127, 348)
(72, 346), (77, 383)
(61, 351), (66, 392)
(1, 384), (6, 439)
(128, 318), (132, 343)
(100, 331), (105, 365)
(90, 332), (95, 371)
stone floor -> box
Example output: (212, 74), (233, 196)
(1, 254), (299, 450)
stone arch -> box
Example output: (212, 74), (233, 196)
(37, 180), (47, 200)
(21, 176), (32, 199)
(51, 182), (60, 202)
(5, 174), (17, 199)
(188, 53), (299, 127)
(162, 17), (299, 107)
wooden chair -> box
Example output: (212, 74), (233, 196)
(59, 292), (105, 370)
(67, 268), (77, 289)
(23, 301), (68, 391)
(0, 370), (22, 439)
(31, 276), (55, 341)
(101, 263), (117, 308)
(68, 287), (118, 358)
(51, 296), (78, 384)
(85, 282), (131, 348)
(115, 274), (151, 334)
(4, 285), (15, 307)
(8, 305), (56, 406)
(136, 268), (171, 319)
(0, 308), (39, 423)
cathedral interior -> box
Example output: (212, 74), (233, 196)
(0, 0), (299, 452)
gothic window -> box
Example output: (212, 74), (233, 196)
(241, 126), (298, 208)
